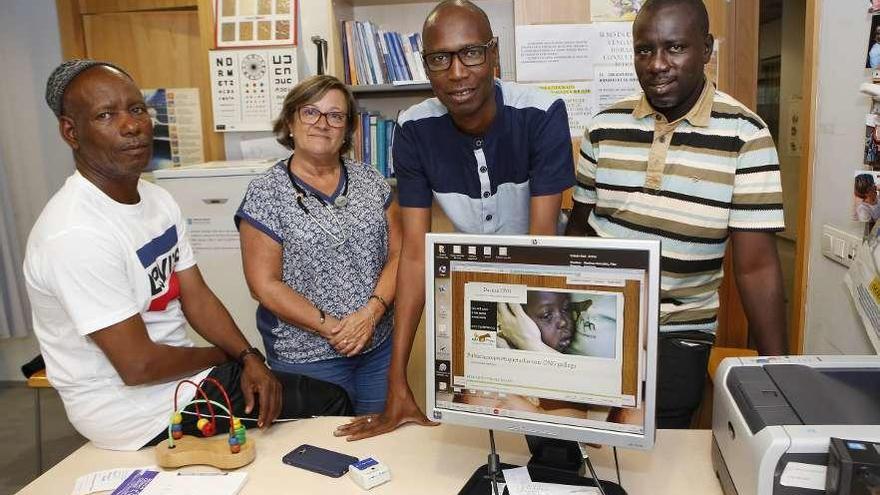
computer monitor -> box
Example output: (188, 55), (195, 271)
(425, 234), (660, 461)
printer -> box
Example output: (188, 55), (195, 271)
(712, 355), (880, 495)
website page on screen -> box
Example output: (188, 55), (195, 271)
(432, 242), (649, 435)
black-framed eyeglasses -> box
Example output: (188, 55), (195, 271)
(422, 38), (497, 72)
(298, 106), (347, 128)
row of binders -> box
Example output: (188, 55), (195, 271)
(351, 110), (396, 178)
(340, 20), (429, 86)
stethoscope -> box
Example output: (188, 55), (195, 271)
(285, 159), (350, 247)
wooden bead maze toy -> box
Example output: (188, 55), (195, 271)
(155, 377), (256, 469)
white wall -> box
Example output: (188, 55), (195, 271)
(0, 1), (73, 380)
(804, 0), (875, 354)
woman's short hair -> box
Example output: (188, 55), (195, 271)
(273, 75), (357, 155)
(855, 173), (876, 198)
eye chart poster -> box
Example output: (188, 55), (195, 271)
(209, 47), (298, 132)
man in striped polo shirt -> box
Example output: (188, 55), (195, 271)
(566, 0), (787, 428)
(335, 0), (575, 440)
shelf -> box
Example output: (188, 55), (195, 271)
(340, 0), (437, 6)
(348, 82), (433, 95)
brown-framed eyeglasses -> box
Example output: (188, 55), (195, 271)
(298, 106), (347, 128)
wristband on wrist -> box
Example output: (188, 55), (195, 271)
(368, 294), (389, 312)
(318, 308), (326, 326)
(237, 346), (265, 366)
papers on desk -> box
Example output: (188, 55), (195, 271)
(844, 225), (880, 353)
(779, 462), (827, 491)
(71, 467), (155, 495)
(502, 467), (600, 495)
(110, 469), (248, 495)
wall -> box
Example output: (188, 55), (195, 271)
(804, 0), (875, 354)
(0, 0), (72, 380)
(222, 0), (333, 159)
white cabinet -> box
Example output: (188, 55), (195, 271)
(153, 161), (274, 354)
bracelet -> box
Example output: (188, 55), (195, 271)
(237, 346), (265, 365)
(369, 294), (389, 312)
(368, 312), (376, 329)
(318, 308), (326, 326)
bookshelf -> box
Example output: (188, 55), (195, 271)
(348, 82), (432, 94)
(301, 0), (581, 410)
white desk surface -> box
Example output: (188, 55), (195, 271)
(17, 417), (722, 494)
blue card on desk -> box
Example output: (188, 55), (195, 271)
(111, 470), (158, 494)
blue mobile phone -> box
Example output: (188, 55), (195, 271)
(282, 444), (359, 478)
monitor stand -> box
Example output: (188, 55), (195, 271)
(458, 434), (627, 495)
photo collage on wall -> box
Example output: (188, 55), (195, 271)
(856, 2), (880, 233)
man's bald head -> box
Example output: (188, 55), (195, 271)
(62, 65), (134, 122)
(636, 0), (709, 37)
(423, 0), (493, 44)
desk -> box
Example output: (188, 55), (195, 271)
(16, 418), (722, 494)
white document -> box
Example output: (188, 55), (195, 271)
(71, 466), (155, 495)
(526, 82), (596, 137)
(844, 227), (880, 353)
(239, 136), (289, 160)
(515, 24), (593, 82)
(590, 23), (635, 68)
(594, 65), (640, 110)
(508, 482), (600, 495)
(503, 466), (532, 485)
(779, 462), (827, 491)
(140, 472), (247, 495)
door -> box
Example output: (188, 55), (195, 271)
(55, 0), (224, 161)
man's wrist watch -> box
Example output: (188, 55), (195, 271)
(237, 346), (265, 366)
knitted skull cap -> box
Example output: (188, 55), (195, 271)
(45, 59), (131, 117)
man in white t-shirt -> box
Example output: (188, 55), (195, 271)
(24, 59), (351, 451)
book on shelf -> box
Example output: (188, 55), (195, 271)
(363, 22), (385, 85)
(341, 19), (429, 87)
(342, 21), (357, 85)
(379, 30), (400, 82)
(347, 110), (397, 179)
(376, 115), (386, 176)
(369, 113), (379, 170)
(386, 120), (395, 177)
(362, 111), (371, 165)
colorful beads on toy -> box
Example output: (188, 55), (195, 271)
(232, 417), (242, 430)
(171, 423), (183, 440)
(228, 435), (241, 454)
(201, 421), (216, 437)
(171, 412), (182, 425)
(235, 425), (246, 445)
(196, 418), (208, 431)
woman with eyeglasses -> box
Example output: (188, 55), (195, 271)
(235, 75), (401, 415)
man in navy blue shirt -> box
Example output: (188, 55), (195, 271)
(336, 0), (575, 440)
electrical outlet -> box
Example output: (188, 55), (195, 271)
(821, 224), (863, 268)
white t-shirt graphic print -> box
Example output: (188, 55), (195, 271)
(24, 171), (210, 451)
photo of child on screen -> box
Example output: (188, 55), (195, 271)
(454, 289), (643, 426)
(496, 291), (574, 352)
(496, 290), (617, 359)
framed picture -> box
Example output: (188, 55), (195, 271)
(215, 0), (298, 48)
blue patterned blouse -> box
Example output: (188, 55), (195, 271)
(235, 157), (393, 363)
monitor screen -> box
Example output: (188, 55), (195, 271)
(426, 234), (660, 450)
